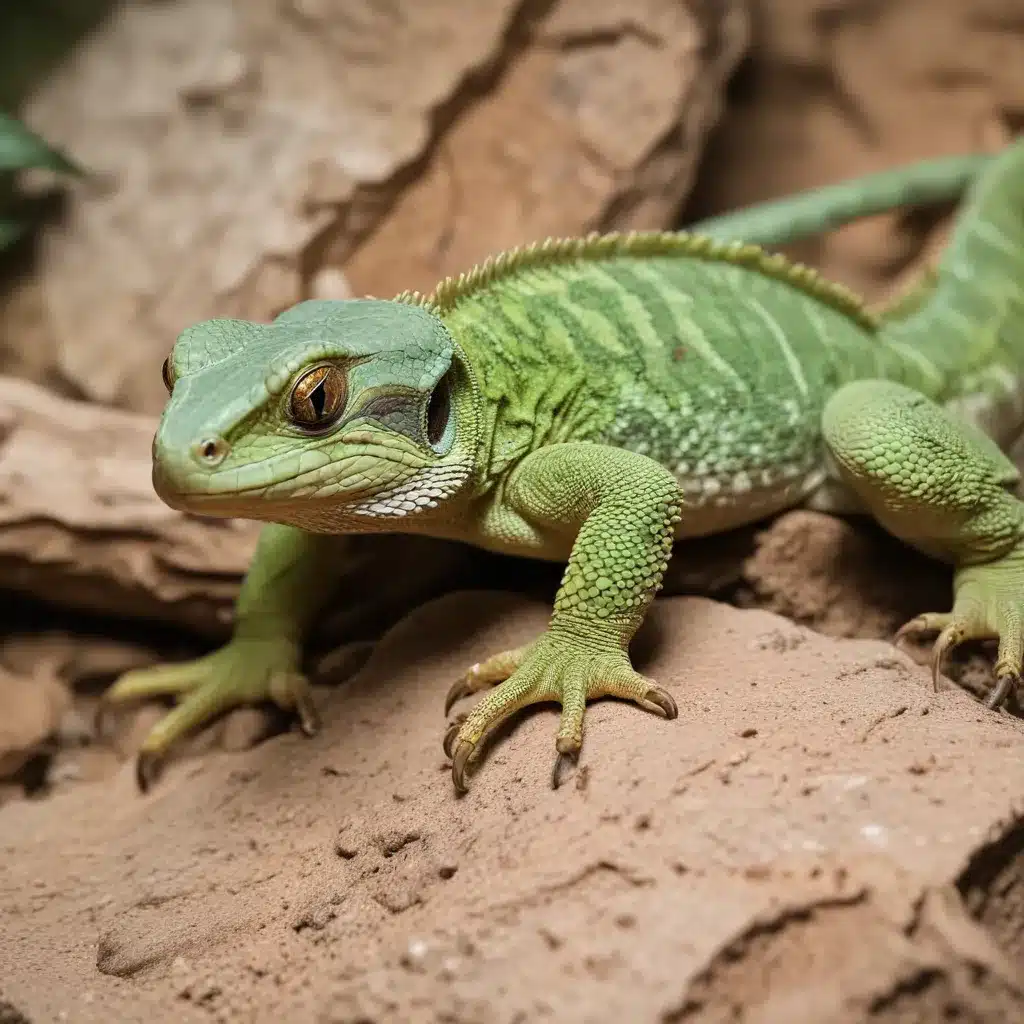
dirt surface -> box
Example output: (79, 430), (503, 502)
(3, 0), (1024, 1021)
(3, 593), (1024, 1024)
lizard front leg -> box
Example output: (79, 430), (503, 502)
(445, 442), (683, 792)
(100, 524), (349, 789)
(823, 379), (1024, 708)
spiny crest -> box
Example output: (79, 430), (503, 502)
(393, 231), (878, 330)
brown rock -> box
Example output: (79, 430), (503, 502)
(0, 375), (507, 640)
(0, 667), (69, 779)
(0, 632), (160, 695)
(1, 592), (1023, 1021)
(12, 0), (748, 413)
(740, 510), (949, 641)
(685, 0), (1024, 301)
(0, 375), (258, 635)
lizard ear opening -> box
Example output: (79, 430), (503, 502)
(161, 355), (175, 394)
(426, 367), (454, 451)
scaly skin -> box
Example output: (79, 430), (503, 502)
(102, 138), (1024, 793)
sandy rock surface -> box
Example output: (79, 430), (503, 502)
(1, 593), (1023, 1023)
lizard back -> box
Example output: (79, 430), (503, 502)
(423, 234), (928, 534)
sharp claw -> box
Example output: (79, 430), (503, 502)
(442, 714), (466, 758)
(644, 686), (678, 719)
(135, 750), (163, 793)
(444, 679), (470, 717)
(985, 673), (1017, 711)
(552, 738), (580, 790)
(451, 740), (474, 794)
(294, 689), (321, 737)
(930, 624), (963, 693)
(442, 720), (459, 759)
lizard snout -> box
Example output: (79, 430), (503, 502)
(150, 432), (231, 508)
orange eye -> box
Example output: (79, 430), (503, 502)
(288, 364), (347, 429)
(161, 355), (175, 394)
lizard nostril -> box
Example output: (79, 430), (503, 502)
(193, 436), (229, 466)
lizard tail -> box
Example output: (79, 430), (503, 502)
(880, 137), (1024, 437)
(686, 152), (996, 247)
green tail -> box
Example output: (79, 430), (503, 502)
(687, 152), (995, 247)
(688, 140), (1024, 442)
(877, 139), (1024, 436)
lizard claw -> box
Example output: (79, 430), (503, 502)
(893, 557), (1024, 709)
(641, 685), (678, 719)
(986, 668), (1018, 710)
(930, 623), (967, 693)
(442, 715), (466, 759)
(135, 750), (164, 794)
(444, 680), (472, 717)
(291, 681), (322, 737)
(451, 740), (475, 794)
(551, 736), (580, 789)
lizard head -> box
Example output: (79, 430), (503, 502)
(151, 299), (478, 531)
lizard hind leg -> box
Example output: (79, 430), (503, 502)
(822, 378), (1024, 708)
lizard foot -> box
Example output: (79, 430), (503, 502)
(894, 561), (1023, 710)
(98, 638), (318, 791)
(443, 631), (677, 793)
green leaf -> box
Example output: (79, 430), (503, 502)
(0, 110), (79, 175)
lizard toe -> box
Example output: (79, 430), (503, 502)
(103, 638), (312, 790)
(443, 645), (530, 716)
(894, 556), (1024, 709)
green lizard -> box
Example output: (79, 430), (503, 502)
(104, 139), (1024, 793)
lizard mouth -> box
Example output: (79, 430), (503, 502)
(150, 437), (441, 518)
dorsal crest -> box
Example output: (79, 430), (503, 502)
(393, 230), (878, 330)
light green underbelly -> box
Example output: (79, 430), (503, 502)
(669, 461), (828, 538)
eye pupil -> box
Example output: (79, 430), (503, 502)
(289, 363), (346, 430)
(309, 380), (327, 418)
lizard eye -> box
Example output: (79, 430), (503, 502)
(161, 355), (175, 394)
(289, 363), (347, 430)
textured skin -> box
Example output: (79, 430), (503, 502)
(104, 138), (1024, 792)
